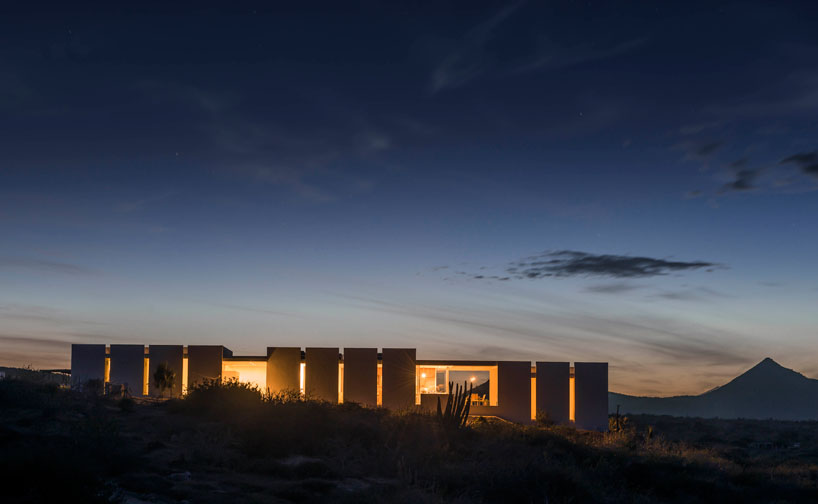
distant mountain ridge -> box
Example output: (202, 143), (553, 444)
(609, 358), (818, 420)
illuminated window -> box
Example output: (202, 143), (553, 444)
(417, 367), (441, 395)
(415, 365), (497, 406)
(222, 360), (267, 390)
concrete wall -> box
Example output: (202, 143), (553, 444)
(305, 347), (339, 402)
(187, 345), (225, 388)
(342, 348), (377, 406)
(148, 345), (183, 397)
(266, 347), (301, 394)
(478, 361), (531, 423)
(382, 348), (416, 410)
(574, 362), (608, 431)
(70, 344), (106, 389)
(536, 362), (570, 425)
(109, 344), (145, 396)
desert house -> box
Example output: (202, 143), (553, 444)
(70, 344), (608, 430)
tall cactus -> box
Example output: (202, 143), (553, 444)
(436, 380), (473, 429)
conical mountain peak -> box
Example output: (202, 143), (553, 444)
(610, 358), (818, 420)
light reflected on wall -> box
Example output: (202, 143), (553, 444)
(531, 376), (536, 421)
(338, 363), (344, 403)
(299, 362), (306, 397)
(377, 363), (382, 406)
(182, 356), (188, 395)
(569, 367), (576, 423)
(143, 357), (149, 396)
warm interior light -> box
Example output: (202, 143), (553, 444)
(415, 365), (497, 407)
(221, 360), (267, 390)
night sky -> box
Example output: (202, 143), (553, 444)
(2, 1), (817, 395)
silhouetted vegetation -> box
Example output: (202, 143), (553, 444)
(2, 376), (818, 503)
(436, 380), (472, 430)
(152, 361), (176, 398)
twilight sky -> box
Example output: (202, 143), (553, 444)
(2, 1), (818, 395)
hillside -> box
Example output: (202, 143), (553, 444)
(610, 358), (818, 420)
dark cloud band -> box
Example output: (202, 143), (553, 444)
(506, 250), (720, 279)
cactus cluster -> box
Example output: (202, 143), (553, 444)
(436, 380), (473, 429)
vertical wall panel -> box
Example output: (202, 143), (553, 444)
(187, 345), (225, 388)
(148, 345), (184, 397)
(496, 361), (532, 423)
(305, 347), (339, 402)
(109, 344), (146, 396)
(535, 362), (570, 425)
(70, 344), (106, 389)
(343, 348), (378, 406)
(266, 347), (301, 394)
(574, 362), (608, 431)
(382, 348), (416, 410)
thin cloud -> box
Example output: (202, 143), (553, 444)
(673, 140), (724, 171)
(696, 142), (723, 157)
(780, 151), (818, 178)
(516, 37), (647, 74)
(653, 287), (727, 302)
(429, 2), (524, 93)
(0, 257), (96, 275)
(0, 304), (105, 326)
(720, 168), (760, 193)
(114, 190), (177, 213)
(585, 282), (644, 295)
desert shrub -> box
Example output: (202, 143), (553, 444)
(118, 396), (135, 412)
(0, 378), (65, 410)
(180, 378), (263, 416)
(535, 409), (556, 426)
(265, 387), (304, 404)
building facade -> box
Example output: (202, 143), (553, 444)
(70, 343), (609, 430)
